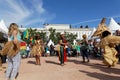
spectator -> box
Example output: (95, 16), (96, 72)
(50, 44), (55, 56)
(76, 42), (81, 57)
(26, 44), (30, 58)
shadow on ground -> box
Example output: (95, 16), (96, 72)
(80, 70), (120, 80)
(67, 58), (120, 75)
(45, 60), (60, 65)
(80, 62), (120, 75)
(27, 61), (36, 65)
(67, 58), (81, 64)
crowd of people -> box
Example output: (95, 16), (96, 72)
(0, 18), (120, 80)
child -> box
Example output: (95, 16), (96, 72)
(76, 42), (81, 57)
(1, 23), (21, 80)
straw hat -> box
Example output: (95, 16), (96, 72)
(92, 18), (111, 37)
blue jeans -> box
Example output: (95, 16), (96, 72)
(6, 52), (21, 79)
(81, 49), (89, 61)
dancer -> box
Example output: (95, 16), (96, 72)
(59, 32), (67, 65)
(92, 18), (120, 67)
(80, 34), (89, 62)
(1, 23), (21, 80)
(31, 35), (42, 65)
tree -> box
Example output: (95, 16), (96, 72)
(55, 32), (61, 44)
(48, 27), (56, 43)
(65, 32), (77, 44)
(36, 30), (47, 42)
(28, 28), (37, 37)
(48, 28), (77, 44)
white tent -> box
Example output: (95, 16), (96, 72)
(73, 39), (77, 45)
(0, 20), (8, 34)
(108, 18), (120, 33)
(47, 39), (54, 47)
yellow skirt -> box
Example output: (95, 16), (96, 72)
(103, 46), (118, 66)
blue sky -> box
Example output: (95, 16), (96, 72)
(0, 0), (120, 28)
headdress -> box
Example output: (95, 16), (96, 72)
(92, 18), (111, 37)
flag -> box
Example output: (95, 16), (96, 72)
(23, 29), (29, 39)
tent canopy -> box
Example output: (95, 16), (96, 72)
(0, 20), (8, 34)
(108, 18), (120, 33)
(47, 39), (54, 47)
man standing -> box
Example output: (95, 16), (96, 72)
(59, 32), (67, 65)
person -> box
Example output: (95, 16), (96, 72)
(0, 56), (2, 71)
(31, 35), (42, 65)
(92, 18), (120, 67)
(67, 45), (71, 57)
(80, 34), (89, 62)
(50, 44), (55, 56)
(0, 42), (7, 64)
(76, 42), (81, 57)
(0, 45), (2, 71)
(72, 43), (77, 57)
(26, 44), (30, 58)
(59, 32), (67, 65)
(115, 30), (120, 61)
(45, 45), (50, 57)
(1, 23), (21, 80)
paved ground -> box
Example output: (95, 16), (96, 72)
(0, 56), (120, 80)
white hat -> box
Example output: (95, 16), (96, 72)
(60, 32), (64, 35)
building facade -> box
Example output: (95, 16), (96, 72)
(19, 24), (94, 40)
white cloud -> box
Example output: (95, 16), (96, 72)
(0, 0), (53, 27)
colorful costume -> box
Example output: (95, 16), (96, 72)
(31, 40), (42, 57)
(60, 37), (67, 65)
(92, 18), (119, 67)
(30, 39), (43, 65)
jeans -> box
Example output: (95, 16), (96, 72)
(6, 52), (21, 79)
(81, 49), (89, 61)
